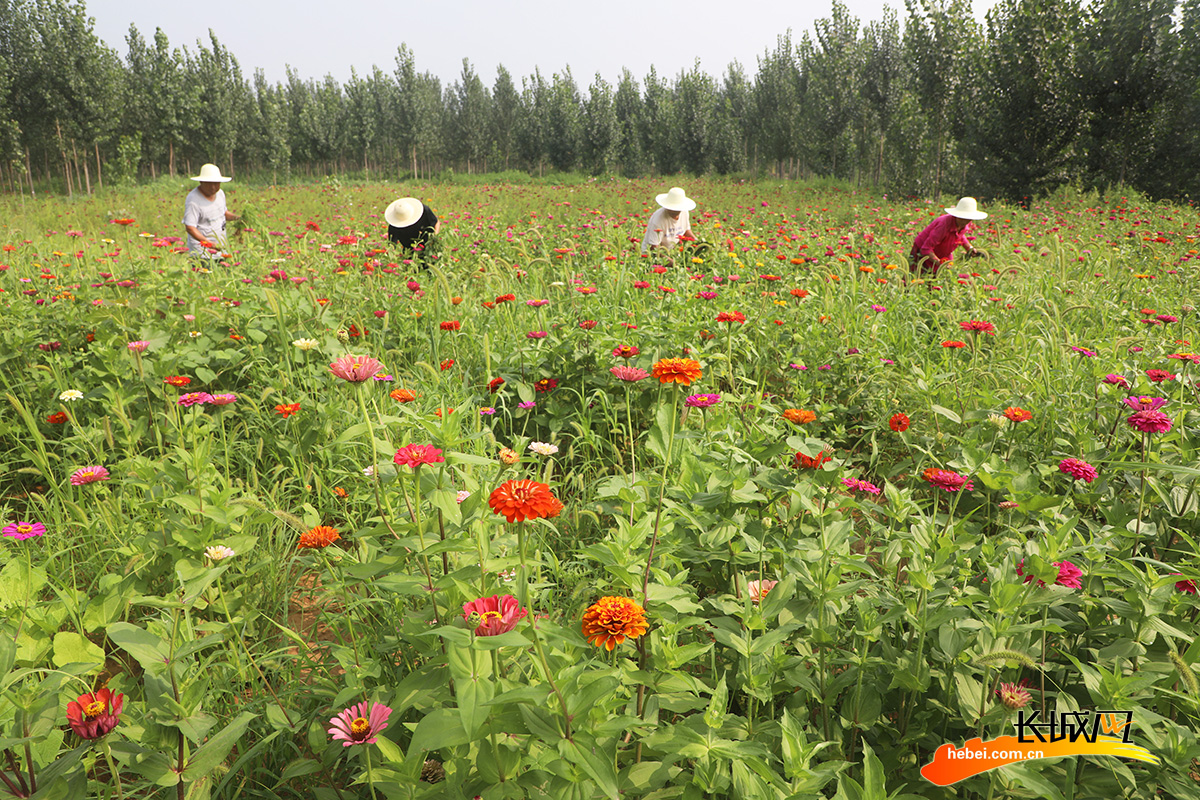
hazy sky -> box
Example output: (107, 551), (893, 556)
(83, 0), (1000, 88)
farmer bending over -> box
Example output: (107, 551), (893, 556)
(909, 197), (987, 275)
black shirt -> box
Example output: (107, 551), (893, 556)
(387, 203), (438, 251)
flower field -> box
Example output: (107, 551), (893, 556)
(1, 177), (1199, 799)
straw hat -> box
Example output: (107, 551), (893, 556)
(385, 197), (425, 228)
(190, 164), (232, 183)
(656, 187), (696, 212)
(945, 197), (987, 220)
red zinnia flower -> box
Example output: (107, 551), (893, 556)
(440, 321), (461, 331)
(164, 376), (192, 388)
(889, 412), (910, 432)
(488, 479), (563, 523)
(298, 525), (340, 549)
(1003, 407), (1032, 422)
(1145, 369), (1175, 383)
(275, 403), (300, 418)
(393, 444), (445, 468)
(922, 467), (973, 492)
(716, 311), (746, 324)
(488, 377), (505, 393)
(534, 378), (558, 393)
(960, 320), (996, 334)
(66, 688), (124, 739)
(612, 344), (640, 359)
(47, 411), (68, 424)
(440, 359), (455, 371)
(792, 451), (831, 469)
(578, 320), (597, 330)
(462, 594), (527, 636)
(942, 340), (967, 349)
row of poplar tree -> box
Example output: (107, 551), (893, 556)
(1, 0), (1198, 200)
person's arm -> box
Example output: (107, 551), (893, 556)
(185, 224), (215, 249)
(224, 210), (238, 221)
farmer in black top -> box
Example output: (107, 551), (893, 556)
(385, 197), (440, 256)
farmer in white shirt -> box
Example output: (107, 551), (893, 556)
(183, 163), (238, 258)
(641, 186), (696, 254)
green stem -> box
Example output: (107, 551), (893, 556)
(101, 739), (125, 800)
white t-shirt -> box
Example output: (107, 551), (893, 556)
(182, 188), (228, 256)
(641, 207), (691, 253)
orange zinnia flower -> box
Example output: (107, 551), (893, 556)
(275, 402), (301, 418)
(298, 525), (340, 549)
(488, 479), (562, 523)
(782, 408), (816, 425)
(390, 388), (416, 403)
(1003, 406), (1032, 422)
(581, 596), (648, 651)
(651, 357), (702, 386)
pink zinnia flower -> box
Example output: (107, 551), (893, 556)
(996, 682), (1032, 710)
(1058, 458), (1097, 483)
(462, 594), (527, 636)
(842, 477), (882, 495)
(1018, 559), (1083, 589)
(1128, 410), (1172, 433)
(207, 393), (237, 405)
(329, 354), (383, 382)
(393, 444), (445, 468)
(1102, 374), (1129, 387)
(746, 579), (778, 604)
(1123, 396), (1167, 412)
(327, 701), (392, 746)
(684, 393), (721, 408)
(126, 340), (149, 352)
(70, 466), (110, 486)
(611, 366), (650, 382)
(3, 520), (46, 540)
(177, 392), (212, 407)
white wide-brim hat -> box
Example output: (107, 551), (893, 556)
(945, 197), (987, 220)
(191, 163), (232, 183)
(385, 197), (424, 228)
(656, 187), (696, 212)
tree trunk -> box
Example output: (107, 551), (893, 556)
(74, 141), (91, 195)
(25, 148), (35, 196)
(169, 139), (175, 176)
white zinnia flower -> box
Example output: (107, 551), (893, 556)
(58, 389), (84, 402)
(528, 442), (559, 456)
(292, 338), (319, 351)
(205, 545), (235, 561)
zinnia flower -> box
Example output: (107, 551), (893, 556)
(1058, 458), (1097, 483)
(1123, 396), (1168, 412)
(534, 378), (558, 393)
(996, 682), (1032, 710)
(1102, 374), (1129, 387)
(1146, 369), (1176, 383)
(922, 467), (973, 492)
(746, 579), (778, 604)
(46, 412), (68, 424)
(488, 377), (505, 393)
(177, 392), (212, 407)
(942, 340), (967, 349)
(528, 442), (559, 456)
(163, 376), (191, 388)
(127, 340), (149, 352)
(782, 408), (816, 424)
(1128, 410), (1172, 433)
(390, 389), (417, 403)
(393, 444), (445, 468)
(205, 545), (235, 561)
(651, 358), (703, 386)
(1018, 559), (1083, 589)
(612, 345), (640, 359)
(715, 311), (746, 324)
(328, 701), (392, 746)
(462, 594), (527, 636)
(792, 451), (831, 469)
(498, 447), (520, 465)
(1173, 575), (1197, 594)
(889, 412), (910, 432)
(66, 688), (124, 739)
(684, 393), (721, 408)
(58, 389), (84, 401)
(207, 393), (237, 405)
(3, 521), (46, 540)
(611, 366), (650, 382)
(440, 321), (461, 331)
(1003, 407), (1032, 422)
(69, 466), (110, 486)
(581, 596), (648, 650)
(488, 479), (562, 523)
(298, 525), (340, 549)
(960, 320), (996, 334)
(842, 477), (882, 495)
(275, 403), (300, 418)
(329, 354), (382, 382)
(292, 338), (319, 351)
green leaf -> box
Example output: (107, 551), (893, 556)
(51, 632), (105, 672)
(409, 708), (471, 753)
(930, 405), (961, 424)
(183, 712), (256, 780)
(447, 643), (493, 738)
(106, 622), (169, 675)
(559, 737), (620, 800)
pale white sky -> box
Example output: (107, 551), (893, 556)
(84, 0), (1000, 88)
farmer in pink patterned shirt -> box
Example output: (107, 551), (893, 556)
(909, 197), (987, 275)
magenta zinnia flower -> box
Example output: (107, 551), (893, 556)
(328, 701), (392, 746)
(1102, 374), (1129, 387)
(611, 365), (650, 382)
(70, 466), (110, 486)
(684, 393), (721, 408)
(3, 521), (46, 540)
(177, 392), (212, 407)
(1128, 410), (1172, 433)
(393, 444), (445, 468)
(1058, 458), (1097, 483)
(842, 477), (882, 495)
(1123, 396), (1167, 412)
(1018, 559), (1083, 589)
(329, 354), (383, 382)
(462, 594), (527, 636)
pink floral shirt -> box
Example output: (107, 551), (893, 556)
(912, 215), (970, 261)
